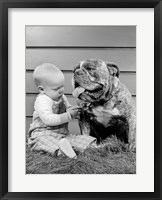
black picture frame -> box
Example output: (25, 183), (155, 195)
(0, 0), (161, 199)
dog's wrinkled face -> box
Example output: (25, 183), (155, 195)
(72, 59), (119, 102)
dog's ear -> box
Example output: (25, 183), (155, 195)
(106, 62), (120, 78)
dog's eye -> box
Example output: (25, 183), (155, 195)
(87, 67), (93, 71)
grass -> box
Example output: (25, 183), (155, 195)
(26, 136), (136, 174)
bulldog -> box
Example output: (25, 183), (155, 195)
(72, 59), (136, 148)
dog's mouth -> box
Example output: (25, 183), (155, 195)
(73, 83), (104, 100)
(86, 84), (103, 99)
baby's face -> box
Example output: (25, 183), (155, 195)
(43, 73), (65, 101)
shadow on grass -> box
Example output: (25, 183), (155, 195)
(26, 137), (136, 174)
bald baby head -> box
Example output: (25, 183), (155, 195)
(33, 63), (65, 101)
(33, 63), (64, 87)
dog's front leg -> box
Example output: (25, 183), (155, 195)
(77, 101), (92, 136)
(78, 119), (91, 135)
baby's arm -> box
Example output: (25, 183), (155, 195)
(34, 95), (71, 126)
(62, 94), (72, 109)
(62, 95), (80, 119)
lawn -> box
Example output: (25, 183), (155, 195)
(26, 137), (136, 174)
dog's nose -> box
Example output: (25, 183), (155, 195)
(76, 69), (84, 75)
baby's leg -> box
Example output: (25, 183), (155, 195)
(29, 135), (59, 154)
(67, 134), (97, 152)
(28, 130), (64, 155)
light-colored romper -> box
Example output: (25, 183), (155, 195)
(28, 94), (96, 154)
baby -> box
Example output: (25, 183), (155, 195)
(28, 63), (96, 158)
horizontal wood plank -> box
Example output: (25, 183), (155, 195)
(26, 117), (80, 135)
(26, 48), (136, 71)
(26, 94), (136, 117)
(26, 26), (136, 47)
(26, 71), (136, 95)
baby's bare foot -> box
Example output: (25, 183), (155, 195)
(59, 138), (77, 159)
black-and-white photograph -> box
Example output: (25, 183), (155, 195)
(26, 26), (136, 174)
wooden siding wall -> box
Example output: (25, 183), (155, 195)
(26, 26), (136, 135)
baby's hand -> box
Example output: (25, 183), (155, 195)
(67, 106), (81, 119)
